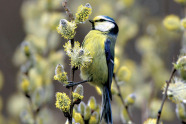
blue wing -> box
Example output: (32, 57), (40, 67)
(101, 38), (114, 124)
(104, 38), (114, 100)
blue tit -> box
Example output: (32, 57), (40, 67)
(80, 15), (119, 124)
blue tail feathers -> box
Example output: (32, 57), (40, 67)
(101, 86), (112, 124)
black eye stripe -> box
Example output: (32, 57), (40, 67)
(95, 19), (106, 22)
(99, 19), (105, 22)
(94, 19), (115, 23)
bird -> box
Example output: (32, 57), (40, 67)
(80, 15), (119, 124)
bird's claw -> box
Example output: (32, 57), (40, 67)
(64, 81), (76, 88)
(64, 80), (88, 88)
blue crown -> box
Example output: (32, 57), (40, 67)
(102, 16), (115, 22)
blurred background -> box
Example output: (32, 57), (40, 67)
(0, 0), (184, 123)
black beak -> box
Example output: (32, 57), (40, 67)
(89, 20), (93, 23)
(89, 20), (95, 30)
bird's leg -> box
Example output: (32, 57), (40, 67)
(65, 80), (88, 88)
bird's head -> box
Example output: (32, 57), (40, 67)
(89, 15), (119, 35)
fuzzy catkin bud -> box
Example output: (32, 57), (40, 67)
(72, 92), (84, 105)
(175, 55), (186, 69)
(88, 96), (97, 110)
(75, 3), (92, 23)
(125, 93), (136, 106)
(21, 76), (30, 93)
(84, 105), (91, 120)
(174, 55), (186, 80)
(54, 64), (68, 84)
(72, 85), (84, 104)
(78, 102), (86, 115)
(73, 113), (84, 124)
(55, 64), (65, 75)
(176, 103), (186, 120)
(63, 41), (93, 68)
(117, 66), (131, 82)
(163, 78), (186, 103)
(121, 107), (129, 123)
(74, 84), (84, 96)
(55, 92), (71, 113)
(89, 111), (99, 124)
(21, 41), (31, 57)
(56, 19), (76, 40)
(163, 15), (180, 31)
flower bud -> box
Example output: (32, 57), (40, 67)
(78, 102), (86, 115)
(55, 92), (71, 113)
(117, 66), (131, 82)
(88, 96), (97, 110)
(84, 105), (91, 120)
(125, 93), (136, 106)
(176, 103), (186, 120)
(74, 113), (84, 124)
(74, 84), (84, 96)
(73, 85), (84, 104)
(163, 78), (186, 103)
(163, 15), (180, 31)
(54, 64), (68, 84)
(120, 108), (129, 123)
(55, 64), (65, 75)
(20, 76), (30, 94)
(63, 41), (93, 68)
(174, 55), (186, 80)
(21, 41), (31, 57)
(89, 111), (99, 124)
(75, 3), (92, 23)
(56, 19), (76, 40)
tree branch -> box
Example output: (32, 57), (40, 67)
(69, 63), (75, 124)
(156, 68), (176, 124)
(113, 74), (134, 123)
(62, 0), (74, 21)
(61, 0), (76, 123)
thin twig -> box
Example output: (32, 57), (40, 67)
(113, 74), (134, 123)
(62, 0), (74, 21)
(67, 39), (75, 124)
(62, 0), (75, 123)
(156, 68), (176, 124)
(69, 65), (75, 124)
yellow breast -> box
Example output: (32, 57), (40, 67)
(80, 30), (108, 87)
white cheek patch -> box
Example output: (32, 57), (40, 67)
(95, 22), (115, 32)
